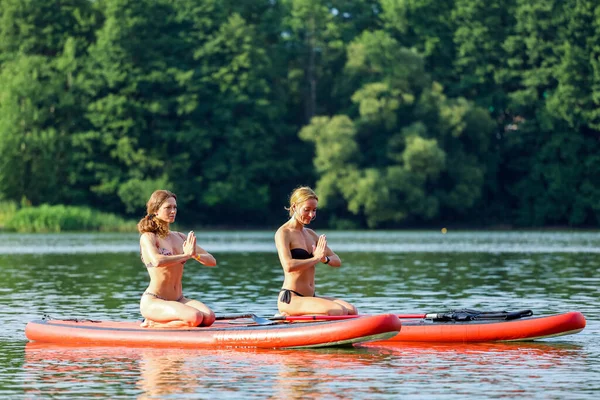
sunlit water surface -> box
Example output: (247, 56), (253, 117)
(1, 231), (599, 399)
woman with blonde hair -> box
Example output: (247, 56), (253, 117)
(137, 190), (217, 328)
(274, 186), (357, 316)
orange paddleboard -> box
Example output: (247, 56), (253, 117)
(371, 311), (585, 344)
(25, 314), (401, 349)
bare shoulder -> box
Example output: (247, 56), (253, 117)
(140, 232), (156, 244)
(274, 225), (292, 246)
(275, 224), (290, 238)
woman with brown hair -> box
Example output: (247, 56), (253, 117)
(274, 186), (357, 316)
(137, 190), (217, 328)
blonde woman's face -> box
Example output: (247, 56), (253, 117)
(156, 197), (177, 223)
(294, 198), (318, 225)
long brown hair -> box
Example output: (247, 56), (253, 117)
(137, 190), (177, 238)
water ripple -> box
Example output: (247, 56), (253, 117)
(1, 232), (599, 399)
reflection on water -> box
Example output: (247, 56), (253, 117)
(2, 231), (600, 398)
(22, 344), (395, 398)
(21, 341), (596, 399)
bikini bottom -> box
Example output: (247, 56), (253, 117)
(279, 288), (315, 304)
(143, 291), (184, 302)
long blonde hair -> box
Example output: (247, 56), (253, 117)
(137, 190), (177, 238)
(285, 186), (318, 217)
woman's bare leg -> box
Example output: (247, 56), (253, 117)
(320, 296), (358, 315)
(140, 297), (204, 328)
(180, 298), (215, 326)
(278, 296), (349, 316)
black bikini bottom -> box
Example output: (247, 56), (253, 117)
(279, 288), (315, 304)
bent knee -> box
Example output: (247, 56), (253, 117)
(180, 311), (204, 327)
(188, 310), (215, 327)
(201, 311), (215, 327)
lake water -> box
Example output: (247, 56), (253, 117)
(1, 230), (599, 399)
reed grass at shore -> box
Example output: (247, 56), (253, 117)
(1, 203), (135, 233)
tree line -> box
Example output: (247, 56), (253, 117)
(1, 0), (598, 229)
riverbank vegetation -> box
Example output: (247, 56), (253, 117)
(1, 0), (598, 230)
(0, 203), (135, 233)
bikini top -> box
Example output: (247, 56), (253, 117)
(140, 235), (174, 267)
(290, 248), (312, 259)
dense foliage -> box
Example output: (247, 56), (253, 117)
(1, 0), (598, 229)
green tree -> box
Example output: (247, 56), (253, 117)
(301, 30), (494, 228)
(280, 0), (345, 122)
(495, 0), (600, 226)
(77, 0), (296, 224)
(0, 0), (97, 205)
(188, 11), (291, 223)
(380, 0), (457, 92)
(546, 0), (600, 129)
(0, 0), (98, 60)
(451, 0), (515, 108)
(75, 0), (193, 212)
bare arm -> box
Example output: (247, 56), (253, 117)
(174, 231), (217, 267)
(322, 247), (341, 268)
(192, 245), (217, 267)
(275, 228), (321, 273)
(140, 233), (191, 268)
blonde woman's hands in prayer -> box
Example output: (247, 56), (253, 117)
(312, 234), (328, 263)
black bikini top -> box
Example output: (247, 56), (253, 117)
(290, 248), (312, 259)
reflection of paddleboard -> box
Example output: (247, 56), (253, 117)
(25, 314), (401, 349)
(23, 342), (391, 369)
(21, 343), (395, 399)
(373, 311), (586, 343)
(363, 341), (583, 355)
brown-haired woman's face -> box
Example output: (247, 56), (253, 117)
(294, 198), (318, 225)
(156, 197), (177, 223)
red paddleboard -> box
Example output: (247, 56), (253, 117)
(25, 313), (401, 349)
(372, 311), (586, 343)
(259, 310), (586, 343)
